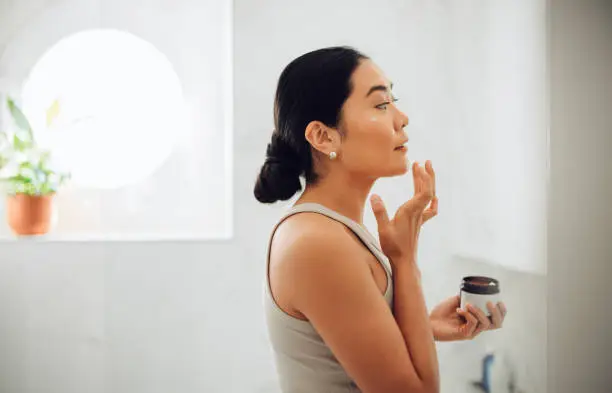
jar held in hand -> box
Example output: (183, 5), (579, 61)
(459, 276), (501, 319)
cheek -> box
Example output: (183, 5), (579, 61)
(343, 118), (395, 163)
(364, 115), (395, 146)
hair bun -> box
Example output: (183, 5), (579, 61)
(253, 132), (303, 203)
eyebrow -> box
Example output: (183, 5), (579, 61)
(366, 82), (394, 97)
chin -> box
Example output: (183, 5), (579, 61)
(392, 166), (409, 176)
(380, 164), (409, 178)
(393, 158), (410, 175)
(360, 160), (409, 179)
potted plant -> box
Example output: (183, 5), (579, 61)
(0, 97), (70, 236)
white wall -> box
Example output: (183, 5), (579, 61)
(548, 1), (612, 392)
(0, 1), (546, 392)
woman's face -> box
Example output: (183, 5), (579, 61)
(336, 59), (410, 179)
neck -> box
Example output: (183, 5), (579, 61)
(295, 170), (376, 224)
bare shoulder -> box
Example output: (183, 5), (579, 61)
(270, 211), (368, 277)
(268, 211), (369, 318)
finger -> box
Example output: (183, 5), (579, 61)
(425, 160), (436, 197)
(415, 166), (433, 206)
(430, 196), (439, 214)
(457, 308), (478, 337)
(471, 318), (489, 336)
(417, 163), (427, 198)
(419, 165), (429, 195)
(422, 196), (438, 222)
(468, 304), (492, 330)
(370, 194), (390, 232)
(467, 304), (491, 337)
(449, 294), (460, 307)
(487, 301), (503, 329)
(498, 302), (507, 319)
(412, 161), (420, 195)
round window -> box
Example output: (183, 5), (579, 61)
(22, 29), (185, 189)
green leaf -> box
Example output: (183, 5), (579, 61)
(39, 183), (50, 195)
(6, 97), (34, 141)
(12, 134), (30, 151)
(8, 174), (33, 184)
(19, 161), (34, 171)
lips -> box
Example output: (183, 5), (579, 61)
(394, 139), (408, 151)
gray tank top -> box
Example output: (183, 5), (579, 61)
(264, 202), (394, 393)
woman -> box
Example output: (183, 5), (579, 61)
(254, 47), (507, 393)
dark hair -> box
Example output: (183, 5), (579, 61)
(253, 46), (369, 203)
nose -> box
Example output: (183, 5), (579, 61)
(394, 107), (409, 131)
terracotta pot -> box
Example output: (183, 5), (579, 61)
(6, 193), (54, 236)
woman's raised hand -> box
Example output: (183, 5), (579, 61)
(370, 161), (438, 264)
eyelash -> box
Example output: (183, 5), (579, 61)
(376, 98), (399, 110)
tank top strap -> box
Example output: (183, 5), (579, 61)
(267, 202), (393, 284)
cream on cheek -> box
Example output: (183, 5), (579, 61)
(368, 114), (396, 142)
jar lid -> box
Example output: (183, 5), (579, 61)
(461, 276), (500, 295)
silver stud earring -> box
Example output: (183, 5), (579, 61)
(329, 151), (337, 160)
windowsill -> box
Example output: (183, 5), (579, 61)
(0, 232), (233, 242)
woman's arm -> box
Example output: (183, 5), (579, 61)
(391, 260), (439, 389)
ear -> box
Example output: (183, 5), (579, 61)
(304, 120), (340, 156)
